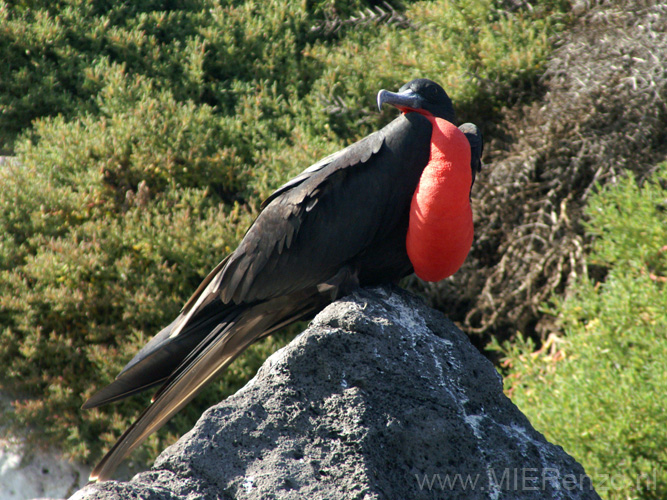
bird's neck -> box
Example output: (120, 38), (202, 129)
(406, 116), (473, 282)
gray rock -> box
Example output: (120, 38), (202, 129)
(71, 286), (600, 500)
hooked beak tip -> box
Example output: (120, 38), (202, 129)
(377, 90), (387, 112)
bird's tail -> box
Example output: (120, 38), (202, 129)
(88, 291), (322, 482)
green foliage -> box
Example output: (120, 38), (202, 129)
(0, 0), (569, 466)
(494, 164), (667, 499)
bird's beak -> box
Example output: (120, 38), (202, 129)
(377, 88), (422, 113)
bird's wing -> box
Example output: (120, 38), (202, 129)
(259, 127), (386, 209)
(152, 112), (433, 344)
(215, 112), (433, 304)
(82, 113), (432, 410)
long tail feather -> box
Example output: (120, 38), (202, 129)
(82, 300), (237, 410)
(89, 292), (322, 482)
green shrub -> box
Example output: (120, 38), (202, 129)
(0, 0), (569, 467)
(494, 163), (667, 499)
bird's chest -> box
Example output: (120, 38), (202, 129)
(405, 118), (473, 281)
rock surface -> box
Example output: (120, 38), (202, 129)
(0, 437), (89, 500)
(71, 286), (600, 499)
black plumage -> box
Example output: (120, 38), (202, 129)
(83, 79), (483, 481)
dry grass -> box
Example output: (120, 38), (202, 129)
(412, 0), (667, 343)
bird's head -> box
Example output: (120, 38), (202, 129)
(377, 78), (456, 125)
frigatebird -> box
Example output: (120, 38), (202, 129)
(83, 78), (483, 481)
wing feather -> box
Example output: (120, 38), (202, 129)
(82, 113), (432, 413)
(217, 113), (433, 304)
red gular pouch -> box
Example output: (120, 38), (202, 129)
(406, 116), (473, 282)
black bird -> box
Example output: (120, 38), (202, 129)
(83, 78), (483, 481)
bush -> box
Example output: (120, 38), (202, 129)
(494, 163), (667, 499)
(0, 0), (568, 467)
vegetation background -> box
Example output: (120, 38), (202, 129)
(0, 0), (665, 498)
